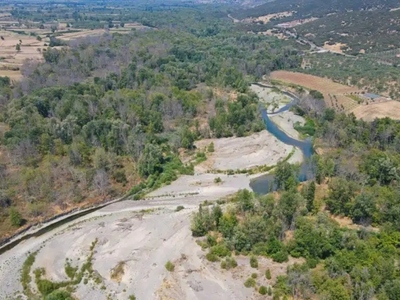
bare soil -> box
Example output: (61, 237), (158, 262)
(195, 130), (294, 171)
(351, 100), (400, 121)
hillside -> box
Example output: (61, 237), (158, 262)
(231, 0), (400, 54)
(231, 0), (400, 20)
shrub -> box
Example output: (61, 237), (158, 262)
(113, 170), (127, 185)
(259, 285), (268, 295)
(208, 142), (215, 152)
(251, 273), (258, 279)
(209, 244), (230, 257)
(64, 261), (78, 280)
(176, 206), (185, 212)
(206, 253), (219, 262)
(265, 268), (272, 280)
(165, 261), (175, 272)
(220, 260), (227, 269)
(250, 256), (258, 268)
(244, 277), (256, 288)
(214, 177), (222, 184)
(206, 234), (217, 247)
(37, 279), (57, 296)
(9, 207), (23, 227)
(271, 251), (289, 263)
(128, 295), (136, 300)
(196, 151), (207, 163)
(309, 89), (324, 100)
(45, 290), (73, 300)
(221, 257), (238, 270)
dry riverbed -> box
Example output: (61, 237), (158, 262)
(195, 130), (296, 171)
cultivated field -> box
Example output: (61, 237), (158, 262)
(270, 70), (361, 112)
(0, 23), (145, 80)
(0, 30), (45, 80)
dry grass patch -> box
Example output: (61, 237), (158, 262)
(323, 42), (347, 54)
(253, 11), (293, 24)
(110, 261), (126, 282)
(351, 101), (400, 121)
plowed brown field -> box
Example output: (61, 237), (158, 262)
(270, 70), (360, 112)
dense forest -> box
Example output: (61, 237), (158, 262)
(192, 106), (400, 299)
(0, 6), (301, 238)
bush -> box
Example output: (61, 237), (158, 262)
(206, 253), (219, 262)
(306, 257), (319, 269)
(214, 177), (222, 184)
(128, 295), (136, 300)
(206, 234), (217, 247)
(209, 244), (230, 258)
(45, 290), (73, 300)
(112, 170), (127, 185)
(271, 251), (289, 263)
(221, 257), (238, 270)
(309, 89), (324, 100)
(265, 268), (272, 280)
(250, 256), (258, 268)
(37, 279), (57, 296)
(165, 261), (175, 272)
(251, 273), (258, 279)
(196, 151), (207, 163)
(259, 285), (268, 295)
(244, 277), (256, 288)
(9, 207), (23, 227)
(220, 260), (227, 269)
(208, 142), (215, 152)
(176, 205), (185, 212)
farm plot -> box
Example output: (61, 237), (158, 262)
(0, 30), (46, 80)
(270, 70), (361, 112)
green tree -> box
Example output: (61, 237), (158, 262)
(275, 162), (298, 191)
(304, 181), (316, 213)
(180, 127), (195, 149)
(325, 178), (357, 215)
(351, 192), (376, 225)
(138, 144), (164, 178)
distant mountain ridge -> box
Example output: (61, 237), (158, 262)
(230, 0), (400, 54)
(231, 0), (400, 19)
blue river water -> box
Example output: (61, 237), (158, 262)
(249, 87), (314, 195)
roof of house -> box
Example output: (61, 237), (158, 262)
(364, 93), (381, 99)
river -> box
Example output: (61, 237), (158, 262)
(0, 84), (312, 255)
(250, 84), (314, 194)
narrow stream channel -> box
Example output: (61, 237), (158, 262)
(250, 84), (314, 194)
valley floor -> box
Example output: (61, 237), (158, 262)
(0, 87), (305, 300)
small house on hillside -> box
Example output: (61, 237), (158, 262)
(364, 93), (381, 100)
(362, 93), (388, 103)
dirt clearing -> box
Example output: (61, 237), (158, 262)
(351, 101), (400, 121)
